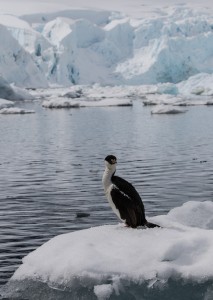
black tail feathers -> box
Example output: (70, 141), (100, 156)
(145, 221), (161, 228)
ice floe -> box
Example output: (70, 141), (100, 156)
(42, 97), (132, 108)
(143, 93), (213, 107)
(0, 107), (35, 114)
(4, 201), (213, 300)
(151, 105), (187, 114)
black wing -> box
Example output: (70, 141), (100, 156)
(111, 175), (146, 227)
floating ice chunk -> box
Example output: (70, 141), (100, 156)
(42, 98), (80, 108)
(151, 105), (187, 114)
(94, 284), (114, 300)
(10, 85), (35, 101)
(85, 84), (138, 99)
(0, 76), (33, 101)
(42, 97), (132, 108)
(62, 89), (83, 98)
(81, 98), (132, 107)
(142, 92), (213, 107)
(177, 73), (213, 96)
(143, 94), (185, 106)
(0, 98), (14, 109)
(0, 107), (35, 114)
(30, 84), (153, 102)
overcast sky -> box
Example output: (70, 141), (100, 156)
(0, 0), (212, 18)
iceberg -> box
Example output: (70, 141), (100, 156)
(0, 98), (14, 109)
(177, 73), (213, 96)
(142, 94), (186, 106)
(0, 77), (35, 113)
(0, 76), (34, 101)
(2, 201), (213, 300)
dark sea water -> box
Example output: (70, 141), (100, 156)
(0, 99), (213, 297)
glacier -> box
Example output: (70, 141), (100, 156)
(0, 4), (212, 88)
(1, 201), (213, 300)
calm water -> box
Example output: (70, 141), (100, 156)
(0, 100), (213, 286)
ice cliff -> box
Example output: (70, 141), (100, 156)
(0, 7), (212, 88)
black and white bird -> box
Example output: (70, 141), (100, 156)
(102, 155), (160, 228)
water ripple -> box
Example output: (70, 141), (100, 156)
(0, 102), (213, 285)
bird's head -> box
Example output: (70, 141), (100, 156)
(104, 155), (117, 170)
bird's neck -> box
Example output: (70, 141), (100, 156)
(102, 167), (115, 193)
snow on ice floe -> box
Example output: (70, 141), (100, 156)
(33, 81), (213, 110)
(42, 97), (132, 108)
(151, 105), (187, 114)
(143, 94), (185, 106)
(0, 107), (35, 114)
(0, 99), (35, 114)
(145, 90), (212, 107)
(39, 84), (135, 108)
(9, 201), (213, 298)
